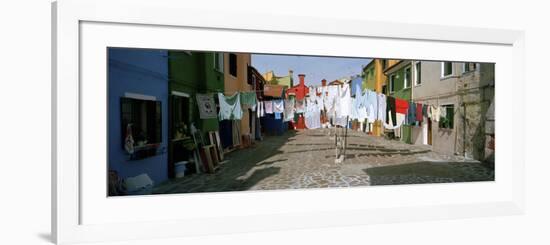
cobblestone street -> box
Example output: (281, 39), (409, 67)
(154, 129), (494, 194)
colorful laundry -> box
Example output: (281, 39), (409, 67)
(264, 100), (274, 114)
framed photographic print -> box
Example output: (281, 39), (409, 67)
(52, 0), (525, 244)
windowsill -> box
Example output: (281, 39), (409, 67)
(414, 84), (422, 87)
(461, 70), (476, 75)
(440, 75), (457, 80)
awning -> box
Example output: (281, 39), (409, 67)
(263, 84), (286, 98)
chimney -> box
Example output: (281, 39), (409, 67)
(298, 74), (305, 86)
(321, 79), (327, 87)
(289, 70), (294, 86)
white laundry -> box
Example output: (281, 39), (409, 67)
(304, 98), (321, 129)
(337, 83), (351, 118)
(430, 105), (441, 122)
(365, 90), (377, 123)
(218, 93), (243, 120)
(325, 85), (338, 116)
(384, 112), (406, 130)
(264, 100), (273, 114)
(273, 99), (284, 113)
(377, 93), (387, 122)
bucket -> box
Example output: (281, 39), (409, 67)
(175, 161), (188, 178)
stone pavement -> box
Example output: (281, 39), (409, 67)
(153, 129), (494, 194)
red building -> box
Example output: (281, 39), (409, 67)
(286, 74), (309, 100)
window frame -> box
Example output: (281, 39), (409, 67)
(439, 104), (455, 129)
(229, 53), (238, 77)
(462, 62), (477, 73)
(414, 61), (421, 86)
(214, 52), (224, 73)
(441, 61), (454, 78)
(389, 73), (396, 93)
(404, 65), (411, 88)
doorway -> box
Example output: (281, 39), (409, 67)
(168, 93), (192, 178)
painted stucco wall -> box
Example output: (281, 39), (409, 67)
(168, 51), (224, 134)
(387, 64), (412, 100)
(363, 62), (376, 91)
(412, 61), (459, 100)
(412, 61), (495, 160)
(108, 48), (170, 185)
(224, 53), (252, 137)
(454, 63), (495, 160)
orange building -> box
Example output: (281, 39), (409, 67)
(223, 52), (252, 147)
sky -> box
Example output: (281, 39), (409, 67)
(252, 54), (372, 86)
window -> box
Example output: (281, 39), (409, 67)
(389, 74), (396, 93)
(229, 53), (237, 77)
(414, 62), (421, 85)
(214, 53), (223, 72)
(120, 97), (162, 154)
(439, 104), (454, 129)
(382, 60), (387, 70)
(441, 62), (453, 77)
(404, 66), (411, 88)
(463, 62), (477, 73)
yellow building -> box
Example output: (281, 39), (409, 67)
(223, 52), (252, 147)
(363, 59), (401, 93)
(262, 70), (294, 88)
(362, 59), (401, 136)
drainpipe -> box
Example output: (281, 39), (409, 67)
(463, 102), (467, 157)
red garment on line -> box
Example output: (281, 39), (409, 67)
(416, 103), (423, 122)
(395, 98), (409, 114)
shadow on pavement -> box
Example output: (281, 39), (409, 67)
(364, 161), (495, 186)
(152, 131), (296, 194)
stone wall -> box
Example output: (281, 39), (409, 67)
(455, 63), (495, 161)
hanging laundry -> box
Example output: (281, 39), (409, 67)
(316, 90), (325, 112)
(337, 83), (352, 118)
(365, 89), (378, 123)
(325, 85), (338, 116)
(395, 98), (409, 114)
(240, 91), (257, 108)
(430, 105), (441, 122)
(407, 101), (417, 125)
(384, 111), (407, 130)
(274, 112), (282, 120)
(217, 93), (243, 121)
(257, 101), (265, 117)
(377, 93), (387, 123)
(350, 85), (365, 121)
(350, 97), (367, 121)
(196, 93), (218, 119)
(304, 97), (321, 129)
(295, 99), (305, 113)
(422, 104), (428, 119)
(416, 103), (423, 123)
(264, 100), (274, 114)
(273, 99), (284, 113)
(283, 98), (295, 122)
(386, 96), (397, 126)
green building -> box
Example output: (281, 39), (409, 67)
(384, 60), (414, 144)
(168, 51), (224, 133)
(362, 61), (376, 91)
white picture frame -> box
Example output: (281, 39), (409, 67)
(52, 0), (525, 244)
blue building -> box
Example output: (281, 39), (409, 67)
(108, 48), (170, 186)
